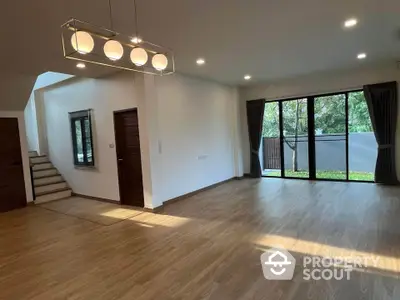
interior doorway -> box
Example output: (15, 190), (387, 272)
(0, 118), (27, 212)
(114, 109), (144, 207)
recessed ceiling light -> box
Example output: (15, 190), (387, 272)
(344, 18), (358, 28)
(357, 53), (367, 59)
(244, 75), (251, 80)
(76, 62), (86, 69)
(196, 58), (205, 65)
(131, 37), (142, 44)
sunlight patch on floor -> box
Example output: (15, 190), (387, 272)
(129, 214), (193, 228)
(99, 208), (143, 219)
(254, 234), (400, 273)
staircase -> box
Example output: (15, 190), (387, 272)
(29, 151), (72, 204)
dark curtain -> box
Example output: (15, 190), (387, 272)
(246, 99), (265, 178)
(363, 81), (398, 184)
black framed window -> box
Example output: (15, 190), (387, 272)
(261, 89), (376, 182)
(69, 109), (95, 167)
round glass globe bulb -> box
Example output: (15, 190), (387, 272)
(71, 31), (94, 54)
(130, 48), (148, 66)
(152, 54), (168, 71)
(103, 40), (124, 61)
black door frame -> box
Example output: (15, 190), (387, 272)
(262, 89), (373, 183)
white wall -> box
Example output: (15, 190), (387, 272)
(24, 72), (74, 153)
(42, 73), (137, 202)
(0, 111), (33, 203)
(24, 93), (39, 151)
(40, 72), (237, 208)
(239, 63), (400, 176)
(155, 74), (236, 203)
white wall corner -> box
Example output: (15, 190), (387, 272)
(33, 90), (48, 156)
(231, 88), (244, 177)
(134, 73), (163, 209)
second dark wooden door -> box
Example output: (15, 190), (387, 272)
(114, 109), (144, 207)
(0, 118), (27, 212)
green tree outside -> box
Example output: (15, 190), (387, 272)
(262, 91), (373, 172)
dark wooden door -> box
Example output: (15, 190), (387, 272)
(114, 109), (144, 207)
(0, 118), (26, 212)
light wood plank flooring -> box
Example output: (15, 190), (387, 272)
(38, 197), (144, 225)
(1, 178), (400, 299)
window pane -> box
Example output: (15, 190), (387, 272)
(282, 99), (309, 178)
(348, 91), (376, 181)
(84, 118), (93, 163)
(75, 120), (84, 163)
(261, 102), (281, 177)
(314, 94), (346, 180)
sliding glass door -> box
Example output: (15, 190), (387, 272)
(348, 91), (376, 181)
(282, 99), (309, 178)
(261, 90), (375, 182)
(314, 94), (347, 180)
(261, 102), (281, 177)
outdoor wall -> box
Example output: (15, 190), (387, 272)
(240, 63), (400, 178)
(40, 72), (237, 208)
(263, 133), (377, 172)
(0, 111), (33, 203)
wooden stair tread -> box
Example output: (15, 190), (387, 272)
(34, 173), (59, 179)
(36, 187), (71, 197)
(33, 167), (57, 172)
(34, 174), (61, 180)
(31, 161), (51, 166)
(34, 180), (66, 188)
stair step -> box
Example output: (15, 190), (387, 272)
(35, 189), (72, 204)
(36, 187), (70, 197)
(29, 151), (38, 158)
(34, 175), (64, 187)
(30, 156), (49, 164)
(33, 168), (58, 179)
(32, 162), (53, 171)
(35, 182), (68, 195)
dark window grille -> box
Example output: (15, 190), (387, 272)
(69, 109), (95, 167)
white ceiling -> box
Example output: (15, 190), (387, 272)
(3, 0), (400, 85)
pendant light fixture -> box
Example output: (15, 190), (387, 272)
(129, 0), (149, 67)
(102, 1), (124, 61)
(104, 40), (124, 61)
(130, 47), (148, 66)
(61, 0), (174, 75)
(71, 31), (94, 54)
(152, 54), (168, 71)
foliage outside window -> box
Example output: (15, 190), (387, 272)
(261, 91), (375, 181)
(69, 109), (95, 167)
(263, 91), (372, 138)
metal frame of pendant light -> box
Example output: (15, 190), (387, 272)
(61, 0), (175, 75)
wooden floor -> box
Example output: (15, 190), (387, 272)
(1, 178), (400, 299)
(38, 197), (144, 226)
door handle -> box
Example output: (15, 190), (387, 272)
(118, 159), (123, 161)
